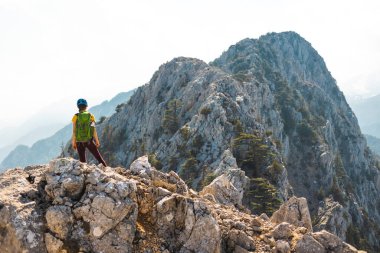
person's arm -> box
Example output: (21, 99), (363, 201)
(91, 114), (100, 147)
(72, 122), (77, 150)
(93, 127), (100, 147)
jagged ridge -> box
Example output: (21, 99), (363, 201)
(89, 32), (380, 251)
(0, 157), (366, 253)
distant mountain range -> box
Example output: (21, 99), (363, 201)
(0, 123), (64, 165)
(348, 95), (380, 156)
(350, 94), (380, 138)
(0, 102), (72, 162)
(364, 134), (380, 156)
(0, 90), (134, 171)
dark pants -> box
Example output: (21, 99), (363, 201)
(77, 141), (107, 167)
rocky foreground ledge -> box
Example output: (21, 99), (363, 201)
(0, 157), (365, 253)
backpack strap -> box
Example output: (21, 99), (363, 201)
(75, 113), (79, 126)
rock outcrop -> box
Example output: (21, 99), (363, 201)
(0, 157), (365, 253)
(271, 196), (313, 232)
(200, 167), (249, 207)
(313, 198), (351, 240)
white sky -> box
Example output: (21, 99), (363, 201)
(1, 0), (380, 126)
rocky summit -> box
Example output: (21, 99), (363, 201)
(79, 32), (380, 252)
(0, 157), (366, 253)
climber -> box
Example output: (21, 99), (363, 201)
(71, 98), (107, 167)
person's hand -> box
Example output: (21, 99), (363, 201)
(72, 142), (77, 150)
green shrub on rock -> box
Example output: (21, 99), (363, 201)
(232, 132), (275, 177)
(148, 153), (163, 170)
(162, 99), (182, 134)
(244, 177), (282, 216)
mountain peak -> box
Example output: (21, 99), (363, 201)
(213, 31), (343, 105)
(157, 57), (208, 73)
(93, 32), (380, 251)
(259, 31), (307, 42)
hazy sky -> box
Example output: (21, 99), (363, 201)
(1, 0), (380, 126)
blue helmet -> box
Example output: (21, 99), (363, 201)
(77, 98), (88, 107)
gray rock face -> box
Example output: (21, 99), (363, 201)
(213, 33), (380, 251)
(45, 205), (73, 240)
(131, 155), (189, 195)
(45, 158), (139, 253)
(295, 234), (325, 253)
(275, 240), (291, 253)
(314, 198), (351, 240)
(154, 194), (221, 253)
(0, 167), (47, 253)
(271, 196), (313, 232)
(271, 222), (294, 240)
(310, 230), (362, 253)
(200, 167), (249, 207)
(94, 32), (379, 251)
(226, 229), (256, 252)
(97, 56), (291, 200)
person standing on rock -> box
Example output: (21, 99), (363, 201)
(71, 98), (107, 167)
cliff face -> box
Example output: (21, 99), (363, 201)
(212, 32), (380, 248)
(0, 157), (365, 253)
(102, 58), (290, 193)
(93, 32), (380, 251)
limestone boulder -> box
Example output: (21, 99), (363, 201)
(200, 168), (249, 206)
(130, 155), (153, 178)
(0, 166), (47, 253)
(270, 222), (294, 240)
(45, 233), (64, 253)
(45, 205), (73, 240)
(295, 234), (325, 253)
(270, 196), (312, 232)
(44, 158), (139, 253)
(226, 229), (256, 252)
(275, 240), (291, 253)
(131, 155), (189, 195)
(309, 230), (362, 253)
(154, 194), (221, 253)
